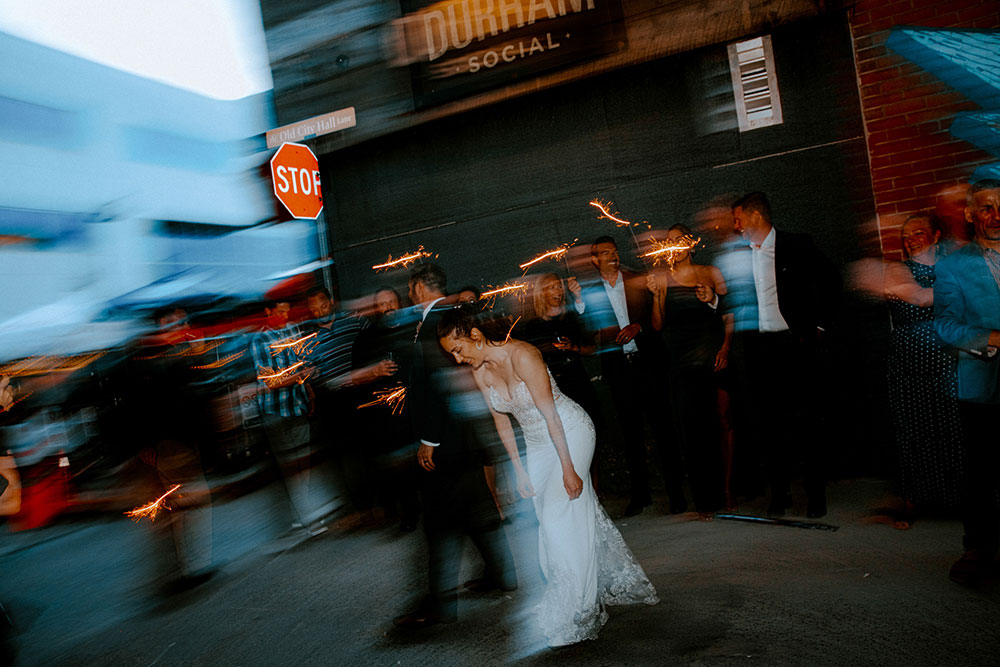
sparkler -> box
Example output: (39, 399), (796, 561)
(0, 351), (107, 377)
(257, 361), (306, 388)
(125, 484), (181, 522)
(519, 239), (577, 273)
(357, 386), (406, 415)
(503, 316), (522, 344)
(191, 350), (245, 370)
(589, 198), (651, 268)
(480, 282), (528, 308)
(642, 235), (701, 269)
(589, 199), (639, 227)
(269, 332), (317, 357)
(372, 246), (434, 272)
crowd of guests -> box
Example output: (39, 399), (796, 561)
(135, 182), (1000, 591)
(2, 182), (997, 596)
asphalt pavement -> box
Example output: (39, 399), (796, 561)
(2, 476), (998, 666)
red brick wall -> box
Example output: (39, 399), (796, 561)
(849, 0), (1000, 259)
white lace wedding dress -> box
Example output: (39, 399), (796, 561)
(490, 369), (659, 647)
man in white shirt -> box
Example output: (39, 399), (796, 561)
(729, 192), (841, 519)
(582, 236), (685, 517)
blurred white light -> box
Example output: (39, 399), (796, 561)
(0, 0), (273, 100)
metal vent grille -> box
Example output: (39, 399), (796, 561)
(727, 36), (783, 132)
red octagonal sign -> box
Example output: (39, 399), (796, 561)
(270, 142), (323, 219)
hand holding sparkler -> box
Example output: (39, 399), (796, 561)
(645, 273), (662, 298)
(566, 277), (583, 303)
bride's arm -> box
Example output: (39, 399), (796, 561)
(471, 367), (535, 498)
(511, 344), (584, 500)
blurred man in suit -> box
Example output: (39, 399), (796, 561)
(934, 178), (1000, 586)
(393, 264), (516, 628)
(582, 236), (685, 517)
(728, 192), (841, 519)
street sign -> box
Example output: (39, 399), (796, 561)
(266, 107), (356, 149)
(270, 142), (323, 220)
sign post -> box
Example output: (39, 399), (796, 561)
(270, 142), (323, 220)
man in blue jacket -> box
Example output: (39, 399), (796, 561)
(934, 178), (1000, 586)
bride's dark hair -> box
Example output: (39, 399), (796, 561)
(437, 304), (516, 344)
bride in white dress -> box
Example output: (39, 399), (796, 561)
(438, 309), (658, 647)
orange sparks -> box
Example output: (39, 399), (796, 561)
(480, 282), (529, 307)
(642, 235), (701, 268)
(519, 239), (577, 272)
(372, 246), (433, 271)
(503, 316), (522, 344)
(257, 361), (306, 387)
(191, 350), (245, 370)
(269, 332), (317, 356)
(589, 200), (636, 227)
(125, 484), (181, 522)
(0, 351), (107, 377)
(358, 386), (407, 415)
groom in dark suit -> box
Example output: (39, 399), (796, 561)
(728, 191), (841, 519)
(393, 263), (516, 629)
(581, 236), (686, 517)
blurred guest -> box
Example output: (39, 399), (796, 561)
(934, 178), (1000, 586)
(582, 236), (684, 516)
(727, 192), (841, 518)
(883, 214), (963, 528)
(303, 286), (391, 521)
(522, 272), (601, 450)
(394, 264), (516, 629)
(353, 286), (420, 531)
(455, 283), (511, 517)
(249, 300), (317, 532)
(647, 224), (732, 515)
(133, 307), (214, 590)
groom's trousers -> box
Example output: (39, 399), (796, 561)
(420, 455), (516, 619)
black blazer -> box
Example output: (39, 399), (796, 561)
(773, 230), (841, 340)
(408, 303), (494, 468)
(581, 268), (666, 376)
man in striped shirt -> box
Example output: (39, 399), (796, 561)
(250, 300), (315, 529)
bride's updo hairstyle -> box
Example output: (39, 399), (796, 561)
(437, 304), (516, 345)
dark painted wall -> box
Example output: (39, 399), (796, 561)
(321, 14), (890, 471)
(323, 15), (872, 296)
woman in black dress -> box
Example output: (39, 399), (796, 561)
(883, 214), (963, 529)
(647, 224), (734, 515)
(521, 272), (602, 437)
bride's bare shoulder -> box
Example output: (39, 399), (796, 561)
(509, 340), (544, 368)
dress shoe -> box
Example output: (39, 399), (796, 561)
(393, 610), (457, 629)
(624, 497), (652, 517)
(464, 577), (517, 593)
(806, 499), (827, 519)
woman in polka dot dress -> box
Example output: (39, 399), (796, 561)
(884, 214), (964, 529)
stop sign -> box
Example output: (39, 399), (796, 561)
(270, 142), (323, 219)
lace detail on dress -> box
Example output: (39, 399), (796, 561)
(487, 365), (657, 647)
(488, 369), (596, 446)
(595, 504), (659, 607)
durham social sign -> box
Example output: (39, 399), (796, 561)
(391, 0), (626, 108)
